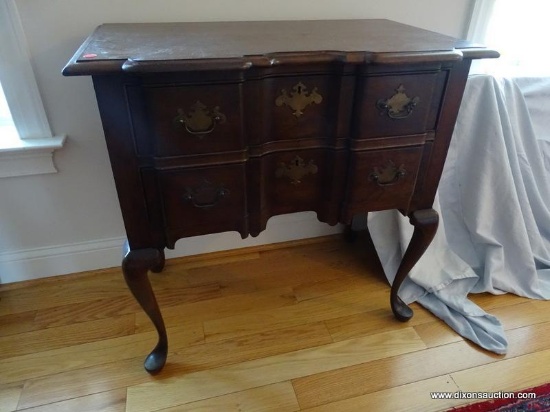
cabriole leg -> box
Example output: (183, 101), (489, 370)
(122, 244), (167, 374)
(344, 224), (357, 243)
(390, 209), (439, 322)
(150, 248), (166, 273)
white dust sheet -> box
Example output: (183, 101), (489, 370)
(369, 74), (550, 354)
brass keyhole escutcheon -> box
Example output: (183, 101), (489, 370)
(275, 155), (318, 185)
(275, 82), (323, 117)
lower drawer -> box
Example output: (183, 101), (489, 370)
(344, 146), (424, 216)
(157, 164), (248, 246)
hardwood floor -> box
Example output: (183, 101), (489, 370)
(1, 233), (549, 411)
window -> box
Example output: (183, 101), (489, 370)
(0, 0), (65, 178)
(0, 82), (17, 142)
(468, 0), (550, 76)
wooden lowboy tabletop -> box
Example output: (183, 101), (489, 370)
(63, 19), (497, 75)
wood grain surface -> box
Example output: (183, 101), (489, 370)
(1, 235), (548, 411)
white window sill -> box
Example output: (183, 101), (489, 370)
(0, 1), (67, 179)
(0, 126), (66, 178)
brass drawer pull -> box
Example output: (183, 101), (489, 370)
(275, 82), (323, 118)
(275, 155), (318, 184)
(369, 160), (406, 186)
(182, 180), (230, 208)
(173, 101), (226, 136)
(376, 84), (419, 119)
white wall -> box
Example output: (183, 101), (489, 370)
(0, 0), (475, 283)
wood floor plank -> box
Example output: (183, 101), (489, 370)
(125, 328), (425, 412)
(153, 382), (299, 412)
(0, 314), (135, 360)
(32, 296), (139, 329)
(492, 300), (550, 330)
(15, 322), (330, 408)
(301, 375), (463, 412)
(185, 255), (348, 290)
(0, 272), (131, 316)
(0, 332), (158, 386)
(0, 382), (23, 412)
(15, 389), (126, 412)
(16, 357), (151, 410)
(0, 322), (203, 385)
(529, 298), (550, 311)
(2, 237), (550, 412)
(135, 286), (297, 333)
(325, 304), (434, 342)
(0, 311), (38, 337)
(163, 236), (340, 278)
(163, 251), (261, 272)
(4, 282), (219, 334)
(168, 322), (333, 374)
(191, 261), (368, 300)
(202, 288), (391, 343)
(151, 279), (240, 307)
(468, 292), (531, 310)
(184, 237), (378, 288)
(30, 279), (223, 330)
(292, 274), (387, 303)
(292, 321), (550, 409)
(413, 318), (465, 348)
(451, 348), (550, 394)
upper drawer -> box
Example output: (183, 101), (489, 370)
(246, 74), (352, 144)
(128, 83), (244, 156)
(355, 72), (445, 138)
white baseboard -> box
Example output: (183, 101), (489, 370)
(0, 236), (126, 284)
(0, 212), (343, 284)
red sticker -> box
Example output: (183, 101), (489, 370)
(83, 53), (97, 58)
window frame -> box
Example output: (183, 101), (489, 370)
(0, 0), (65, 178)
(466, 0), (496, 42)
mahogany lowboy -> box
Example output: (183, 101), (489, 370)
(63, 19), (497, 373)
